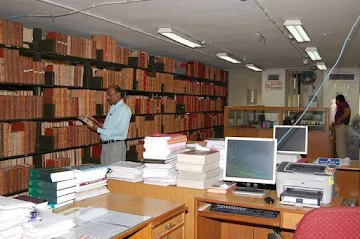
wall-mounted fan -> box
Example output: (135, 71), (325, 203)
(300, 71), (317, 85)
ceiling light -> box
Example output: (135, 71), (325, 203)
(284, 20), (311, 42)
(216, 53), (241, 64)
(305, 47), (322, 61)
(246, 64), (262, 72)
(316, 62), (327, 70)
(157, 28), (202, 48)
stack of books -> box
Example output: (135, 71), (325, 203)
(205, 138), (225, 180)
(176, 150), (221, 189)
(141, 133), (187, 186)
(14, 195), (51, 211)
(143, 133), (187, 160)
(0, 196), (35, 239)
(108, 161), (145, 182)
(28, 168), (76, 209)
(142, 160), (177, 186)
(69, 164), (109, 201)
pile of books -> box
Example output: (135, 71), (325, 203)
(107, 161), (145, 182)
(28, 168), (76, 209)
(205, 139), (225, 180)
(141, 133), (187, 186)
(69, 164), (109, 201)
(176, 150), (221, 189)
(0, 196), (34, 239)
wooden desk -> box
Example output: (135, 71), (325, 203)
(56, 193), (187, 239)
(108, 179), (205, 239)
(194, 191), (343, 239)
(307, 159), (360, 202)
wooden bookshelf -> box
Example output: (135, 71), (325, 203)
(0, 18), (228, 195)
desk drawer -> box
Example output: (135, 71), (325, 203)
(153, 213), (184, 238)
(282, 212), (305, 230)
(159, 227), (183, 239)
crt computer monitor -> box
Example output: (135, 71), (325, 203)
(223, 137), (277, 185)
(273, 125), (308, 155)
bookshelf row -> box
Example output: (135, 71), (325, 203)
(0, 88), (225, 121)
(0, 48), (227, 96)
(0, 124), (222, 196)
(0, 113), (224, 159)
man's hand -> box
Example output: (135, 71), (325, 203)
(88, 124), (99, 132)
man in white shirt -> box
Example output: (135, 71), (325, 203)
(88, 84), (132, 165)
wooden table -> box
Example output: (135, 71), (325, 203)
(307, 159), (360, 202)
(108, 180), (205, 239)
(194, 191), (343, 239)
(56, 193), (187, 239)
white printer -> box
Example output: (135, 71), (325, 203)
(276, 162), (336, 208)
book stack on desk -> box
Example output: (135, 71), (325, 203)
(142, 133), (187, 160)
(28, 168), (76, 209)
(68, 164), (109, 201)
(108, 161), (145, 182)
(175, 150), (221, 189)
(205, 139), (225, 180)
(140, 133), (187, 186)
(142, 160), (178, 186)
(0, 196), (35, 239)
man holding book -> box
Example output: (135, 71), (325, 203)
(81, 84), (131, 165)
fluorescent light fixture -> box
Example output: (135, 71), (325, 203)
(246, 64), (262, 72)
(305, 47), (322, 60)
(216, 53), (241, 64)
(316, 62), (327, 70)
(157, 28), (202, 48)
(284, 20), (311, 42)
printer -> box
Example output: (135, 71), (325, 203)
(276, 161), (336, 208)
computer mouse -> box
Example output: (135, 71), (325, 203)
(264, 196), (275, 204)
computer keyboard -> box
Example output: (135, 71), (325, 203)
(210, 203), (279, 219)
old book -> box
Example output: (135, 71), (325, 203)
(78, 115), (103, 128)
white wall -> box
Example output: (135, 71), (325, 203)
(228, 70), (262, 106)
(261, 69), (287, 106)
(322, 68), (360, 121)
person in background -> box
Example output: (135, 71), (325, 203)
(333, 94), (351, 158)
(87, 84), (132, 165)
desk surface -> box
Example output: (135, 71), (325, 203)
(196, 190), (343, 214)
(56, 193), (186, 239)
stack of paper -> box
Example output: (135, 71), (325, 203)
(108, 161), (145, 182)
(143, 160), (178, 186)
(22, 210), (75, 239)
(0, 196), (35, 239)
(68, 164), (109, 201)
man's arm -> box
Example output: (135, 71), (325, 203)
(97, 109), (131, 138)
(335, 107), (351, 125)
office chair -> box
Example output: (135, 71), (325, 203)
(294, 207), (360, 239)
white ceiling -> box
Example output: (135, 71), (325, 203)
(0, 0), (359, 70)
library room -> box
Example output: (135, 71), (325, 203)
(0, 0), (359, 238)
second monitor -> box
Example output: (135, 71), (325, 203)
(274, 125), (308, 163)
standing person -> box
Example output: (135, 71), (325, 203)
(334, 94), (351, 158)
(87, 84), (132, 165)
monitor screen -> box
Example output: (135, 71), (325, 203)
(274, 125), (308, 154)
(223, 137), (277, 184)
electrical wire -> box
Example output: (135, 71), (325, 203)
(6, 0), (150, 20)
(278, 14), (360, 145)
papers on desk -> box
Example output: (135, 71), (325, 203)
(0, 196), (34, 238)
(58, 207), (152, 239)
(108, 161), (145, 182)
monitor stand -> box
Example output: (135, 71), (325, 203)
(232, 183), (265, 196)
(277, 153), (301, 164)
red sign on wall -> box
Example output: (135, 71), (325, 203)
(265, 80), (282, 90)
